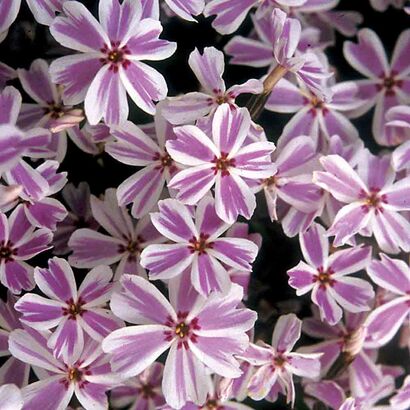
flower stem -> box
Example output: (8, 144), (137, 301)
(247, 65), (288, 120)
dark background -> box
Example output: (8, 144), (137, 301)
(1, 1), (409, 408)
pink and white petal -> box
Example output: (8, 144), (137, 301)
(165, 0), (204, 21)
(22, 376), (74, 410)
(74, 382), (108, 410)
(17, 59), (57, 105)
(225, 37), (272, 67)
(25, 198), (67, 231)
(191, 253), (231, 296)
(327, 203), (372, 247)
(49, 54), (103, 105)
(233, 141), (276, 179)
(329, 277), (374, 313)
(329, 81), (363, 111)
(141, 243), (194, 280)
(79, 309), (122, 341)
(102, 325), (173, 378)
(50, 1), (108, 52)
(304, 381), (345, 409)
(248, 364), (278, 401)
(8, 329), (61, 372)
(300, 223), (328, 269)
(210, 237), (258, 271)
(298, 340), (341, 376)
(78, 265), (113, 307)
(320, 109), (359, 144)
(84, 65), (128, 125)
(189, 333), (248, 378)
(118, 166), (164, 218)
(0, 261), (35, 294)
(364, 297), (410, 348)
(68, 229), (123, 268)
(168, 164), (215, 205)
(34, 257), (77, 302)
(204, 0), (257, 35)
(0, 0), (20, 34)
(0, 125), (24, 174)
(66, 126), (99, 155)
(151, 198), (197, 242)
(286, 352), (321, 378)
(383, 176), (410, 211)
(212, 104), (251, 156)
(215, 173), (256, 223)
(14, 294), (64, 329)
(0, 214), (8, 243)
(265, 78), (305, 113)
(110, 274), (175, 325)
(271, 313), (301, 353)
(126, 18), (176, 60)
(161, 92), (213, 125)
(0, 383), (23, 409)
(188, 47), (225, 94)
(312, 285), (343, 325)
(328, 245), (371, 276)
(25, 0), (64, 26)
(195, 283), (255, 336)
(343, 29), (389, 79)
(14, 227), (51, 260)
(372, 209), (410, 254)
(7, 205), (31, 246)
(391, 28), (410, 78)
(195, 196), (229, 240)
(6, 161), (48, 201)
(314, 155), (366, 202)
(98, 0), (141, 46)
(368, 254), (410, 295)
(167, 125), (219, 165)
(287, 261), (317, 296)
(48, 316), (84, 364)
(0, 86), (22, 124)
(119, 61), (167, 115)
(162, 343), (208, 409)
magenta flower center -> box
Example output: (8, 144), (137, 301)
(264, 175), (277, 187)
(204, 398), (221, 409)
(62, 297), (85, 319)
(119, 236), (144, 260)
(360, 188), (387, 212)
(212, 152), (235, 176)
(273, 353), (288, 369)
(164, 311), (201, 349)
(100, 41), (131, 72)
(153, 152), (174, 171)
(138, 383), (156, 399)
(314, 267), (335, 288)
(44, 102), (66, 119)
(188, 233), (213, 254)
(62, 363), (91, 389)
(0, 240), (17, 263)
(378, 72), (402, 96)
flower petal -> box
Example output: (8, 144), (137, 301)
(312, 285), (343, 325)
(287, 261), (317, 296)
(271, 313), (301, 353)
(328, 245), (371, 276)
(78, 265), (113, 307)
(299, 223), (328, 269)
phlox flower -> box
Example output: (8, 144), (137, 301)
(300, 308), (386, 397)
(102, 272), (256, 409)
(287, 222), (374, 325)
(53, 182), (98, 255)
(0, 384), (23, 410)
(110, 362), (165, 410)
(266, 79), (364, 149)
(68, 188), (163, 279)
(49, 0), (176, 124)
(203, 0), (310, 35)
(390, 375), (410, 410)
(369, 0), (406, 11)
(166, 104), (276, 223)
(314, 152), (410, 253)
(256, 135), (323, 229)
(140, 197), (259, 296)
(225, 8), (332, 101)
(242, 314), (321, 405)
(15, 257), (122, 364)
(0, 86), (53, 200)
(364, 254), (410, 349)
(0, 205), (52, 294)
(303, 380), (346, 410)
(162, 47), (263, 125)
(2, 160), (68, 232)
(105, 115), (182, 218)
(9, 329), (119, 410)
(141, 0), (205, 21)
(17, 59), (84, 162)
(0, 292), (30, 387)
(343, 28), (410, 145)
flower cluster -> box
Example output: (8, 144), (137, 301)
(0, 0), (409, 409)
